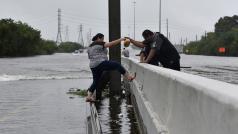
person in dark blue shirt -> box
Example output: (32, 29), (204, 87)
(126, 29), (180, 71)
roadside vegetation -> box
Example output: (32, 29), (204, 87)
(184, 15), (238, 56)
(0, 19), (83, 57)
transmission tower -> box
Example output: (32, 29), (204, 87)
(78, 24), (84, 47)
(86, 28), (92, 47)
(56, 8), (62, 46)
(64, 25), (69, 42)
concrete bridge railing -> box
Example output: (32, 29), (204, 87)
(122, 57), (238, 134)
(86, 104), (102, 134)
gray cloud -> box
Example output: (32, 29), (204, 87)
(0, 0), (237, 44)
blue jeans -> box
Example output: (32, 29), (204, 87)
(88, 60), (126, 93)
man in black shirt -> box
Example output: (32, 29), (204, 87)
(127, 29), (180, 71)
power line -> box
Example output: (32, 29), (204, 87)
(61, 14), (108, 24)
(63, 11), (108, 22)
(25, 15), (56, 24)
(64, 25), (69, 42)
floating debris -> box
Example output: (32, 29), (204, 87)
(69, 96), (75, 99)
(67, 82), (127, 98)
(67, 88), (87, 97)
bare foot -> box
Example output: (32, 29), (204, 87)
(86, 96), (96, 102)
(86, 91), (95, 102)
(126, 72), (136, 82)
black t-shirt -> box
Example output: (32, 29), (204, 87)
(141, 32), (180, 66)
(141, 41), (158, 65)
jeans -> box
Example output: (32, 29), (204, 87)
(88, 60), (126, 93)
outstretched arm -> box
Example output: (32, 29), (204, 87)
(140, 52), (145, 62)
(126, 37), (145, 48)
(104, 38), (124, 48)
(144, 48), (156, 63)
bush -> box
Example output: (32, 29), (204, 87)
(57, 42), (83, 53)
(185, 15), (238, 56)
(0, 19), (57, 57)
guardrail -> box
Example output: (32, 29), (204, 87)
(122, 57), (238, 134)
(86, 103), (102, 134)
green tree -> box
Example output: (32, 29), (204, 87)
(57, 42), (83, 53)
(215, 15), (238, 34)
(38, 40), (58, 55)
(0, 19), (57, 57)
(185, 15), (238, 57)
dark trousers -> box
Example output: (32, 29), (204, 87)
(149, 60), (159, 66)
(88, 60), (126, 93)
(161, 60), (180, 71)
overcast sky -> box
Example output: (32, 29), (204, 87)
(0, 0), (237, 45)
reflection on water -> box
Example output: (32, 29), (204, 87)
(95, 96), (139, 134)
(182, 65), (238, 84)
(179, 54), (238, 85)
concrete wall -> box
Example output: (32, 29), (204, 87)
(122, 57), (238, 134)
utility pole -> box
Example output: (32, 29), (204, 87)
(196, 34), (198, 41)
(78, 24), (84, 48)
(64, 25), (69, 42)
(159, 0), (162, 32)
(56, 8), (62, 46)
(133, 1), (136, 40)
(205, 31), (207, 40)
(109, 0), (121, 95)
(166, 18), (168, 38)
(169, 32), (171, 40)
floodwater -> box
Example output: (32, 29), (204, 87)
(96, 96), (139, 134)
(0, 52), (238, 134)
(0, 53), (139, 134)
(0, 79), (90, 134)
(180, 54), (238, 84)
(0, 53), (92, 134)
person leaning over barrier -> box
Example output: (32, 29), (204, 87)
(122, 48), (130, 57)
(86, 33), (136, 102)
(126, 29), (181, 71)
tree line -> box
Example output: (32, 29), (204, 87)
(184, 15), (238, 56)
(0, 19), (83, 57)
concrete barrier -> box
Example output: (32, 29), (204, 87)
(122, 57), (238, 134)
(86, 104), (102, 134)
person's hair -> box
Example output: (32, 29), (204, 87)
(142, 29), (154, 39)
(92, 33), (104, 41)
